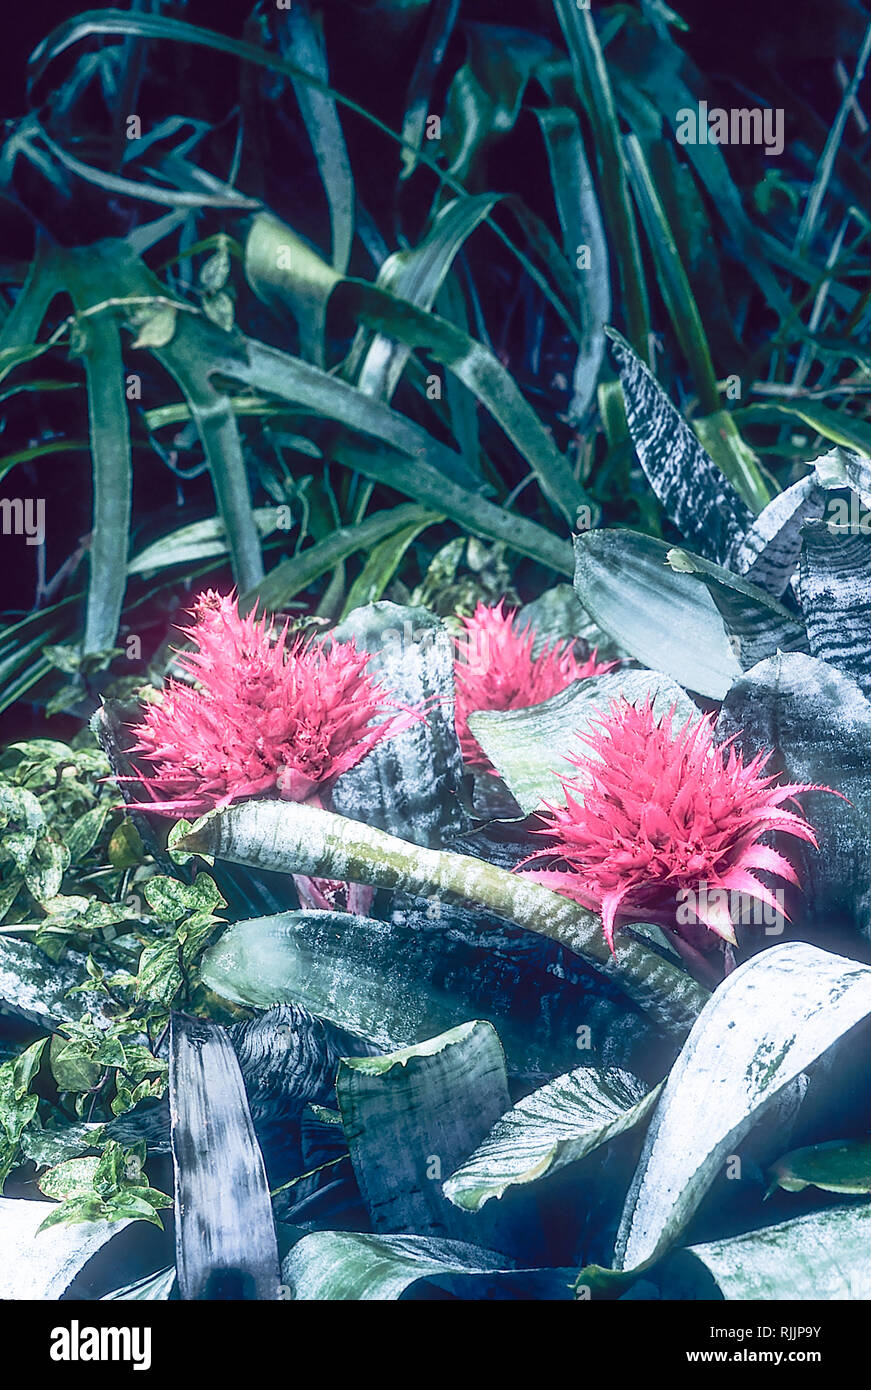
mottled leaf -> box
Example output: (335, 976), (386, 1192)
(282, 1230), (574, 1300)
(329, 602), (469, 846)
(337, 1022), (509, 1238)
(445, 1067), (660, 1213)
(799, 518), (871, 699)
(608, 329), (753, 563)
(615, 943), (871, 1271)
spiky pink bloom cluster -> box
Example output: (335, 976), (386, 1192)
(517, 697), (833, 953)
(129, 591), (414, 815)
(453, 599), (615, 769)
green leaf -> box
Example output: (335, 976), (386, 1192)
(282, 0), (354, 277)
(282, 1230), (574, 1300)
(735, 401), (871, 461)
(248, 503), (445, 612)
(623, 134), (720, 416)
(67, 305), (132, 656)
(184, 800), (710, 1039)
(659, 1201), (871, 1300)
(351, 192), (498, 406)
(246, 215), (590, 525)
(766, 1139), (871, 1197)
(553, 1), (649, 354)
(574, 528), (743, 698)
(38, 1154), (101, 1202)
(50, 1033), (103, 1093)
(133, 940), (181, 1008)
(445, 1067), (660, 1213)
(199, 911), (660, 1079)
(11, 1037), (48, 1098)
(143, 874), (225, 925)
(532, 106), (608, 424)
(615, 942), (871, 1272)
(337, 1022), (510, 1237)
(63, 803), (109, 862)
(340, 514), (441, 615)
(468, 669), (697, 815)
(128, 301), (177, 349)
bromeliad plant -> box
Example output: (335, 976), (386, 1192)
(3, 0), (871, 1306)
(127, 590), (416, 814)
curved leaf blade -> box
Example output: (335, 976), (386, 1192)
(615, 942), (871, 1271)
(445, 1067), (660, 1213)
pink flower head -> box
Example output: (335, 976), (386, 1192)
(453, 599), (615, 769)
(516, 696), (836, 954)
(128, 591), (416, 815)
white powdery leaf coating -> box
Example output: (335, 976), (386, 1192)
(616, 941), (871, 1271)
(0, 1197), (131, 1299)
(282, 1231), (510, 1302)
(444, 1066), (660, 1212)
(195, 797), (709, 1038)
(0, 937), (111, 1029)
(674, 1201), (871, 1299)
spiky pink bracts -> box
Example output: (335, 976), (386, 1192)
(453, 599), (615, 770)
(127, 591), (416, 816)
(516, 697), (837, 953)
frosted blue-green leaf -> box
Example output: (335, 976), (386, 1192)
(0, 1196), (132, 1299)
(445, 1067), (660, 1213)
(468, 669), (697, 814)
(659, 1202), (871, 1300)
(282, 1230), (574, 1300)
(574, 528), (742, 698)
(102, 1266), (177, 1300)
(199, 910), (659, 1078)
(616, 943), (871, 1272)
(337, 1021), (510, 1239)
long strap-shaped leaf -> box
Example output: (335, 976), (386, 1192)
(66, 293), (131, 656)
(246, 216), (589, 525)
(178, 800), (709, 1038)
(607, 330), (755, 561)
(170, 1013), (280, 1300)
(553, 0), (650, 357)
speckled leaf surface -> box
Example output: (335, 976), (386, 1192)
(0, 935), (111, 1028)
(716, 652), (871, 936)
(200, 911), (661, 1078)
(609, 331), (754, 565)
(660, 1201), (871, 1300)
(444, 1066), (660, 1212)
(731, 473), (824, 595)
(0, 1196), (132, 1299)
(615, 943), (871, 1272)
(169, 1013), (280, 1301)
